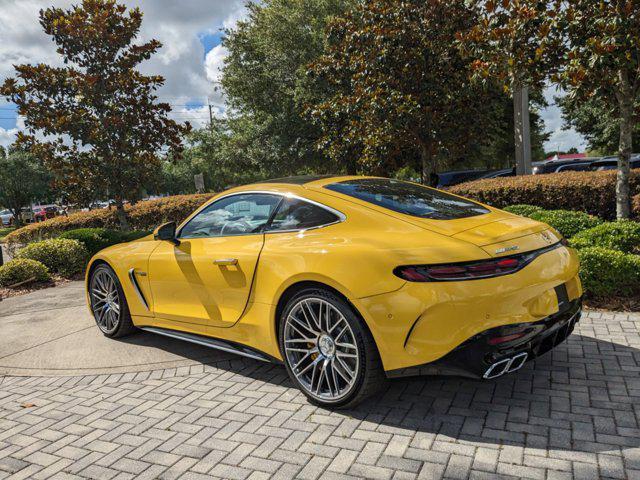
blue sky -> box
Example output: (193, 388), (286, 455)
(0, 0), (586, 154)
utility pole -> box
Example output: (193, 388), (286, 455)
(513, 85), (532, 175)
(208, 101), (214, 128)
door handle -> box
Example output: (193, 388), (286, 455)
(214, 258), (238, 266)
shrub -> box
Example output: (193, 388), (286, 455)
(59, 228), (121, 255)
(502, 204), (543, 217)
(633, 193), (640, 218)
(59, 228), (150, 255)
(5, 193), (214, 247)
(570, 221), (640, 254)
(577, 247), (640, 298)
(0, 258), (50, 287)
(450, 170), (640, 219)
(16, 238), (89, 277)
(527, 209), (603, 238)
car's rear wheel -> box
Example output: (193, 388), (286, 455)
(279, 288), (385, 409)
(89, 264), (135, 338)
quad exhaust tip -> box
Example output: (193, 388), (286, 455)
(483, 352), (528, 379)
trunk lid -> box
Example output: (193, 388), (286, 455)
(450, 215), (560, 258)
(377, 208), (559, 257)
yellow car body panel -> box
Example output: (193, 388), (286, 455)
(86, 175), (582, 375)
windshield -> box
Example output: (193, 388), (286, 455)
(324, 178), (489, 220)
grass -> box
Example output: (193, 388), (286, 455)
(0, 226), (16, 241)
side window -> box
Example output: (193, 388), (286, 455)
(179, 193), (281, 238)
(267, 198), (340, 232)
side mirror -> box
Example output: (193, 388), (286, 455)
(153, 221), (180, 245)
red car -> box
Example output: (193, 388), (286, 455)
(33, 205), (58, 222)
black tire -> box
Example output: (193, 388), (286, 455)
(88, 264), (136, 338)
(279, 287), (386, 409)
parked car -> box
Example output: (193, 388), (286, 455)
(19, 207), (34, 224)
(0, 209), (13, 226)
(478, 167), (515, 179)
(87, 175), (582, 408)
(434, 169), (491, 188)
(532, 157), (600, 174)
(33, 205), (59, 222)
(589, 155), (640, 171)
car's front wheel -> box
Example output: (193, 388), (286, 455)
(279, 288), (385, 409)
(89, 264), (135, 338)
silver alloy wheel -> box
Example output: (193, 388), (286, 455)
(90, 269), (121, 335)
(284, 297), (360, 402)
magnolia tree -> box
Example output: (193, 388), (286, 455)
(460, 0), (560, 175)
(553, 1), (640, 219)
(1, 0), (190, 229)
(308, 0), (500, 183)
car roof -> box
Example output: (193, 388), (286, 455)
(253, 174), (341, 185)
(247, 175), (376, 189)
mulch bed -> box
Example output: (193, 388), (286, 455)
(584, 296), (640, 312)
(0, 276), (77, 300)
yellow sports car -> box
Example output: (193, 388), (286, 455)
(86, 176), (582, 408)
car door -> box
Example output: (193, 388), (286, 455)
(147, 192), (282, 328)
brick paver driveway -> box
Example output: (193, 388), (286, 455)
(1, 310), (639, 480)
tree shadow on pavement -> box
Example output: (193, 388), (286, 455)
(119, 331), (640, 454)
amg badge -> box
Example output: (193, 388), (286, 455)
(495, 245), (519, 254)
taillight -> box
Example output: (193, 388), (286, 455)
(393, 242), (562, 282)
(394, 257), (522, 281)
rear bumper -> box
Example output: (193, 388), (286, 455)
(386, 297), (581, 379)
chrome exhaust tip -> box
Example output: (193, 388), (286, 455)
(506, 352), (528, 373)
(483, 352), (529, 379)
(483, 357), (511, 379)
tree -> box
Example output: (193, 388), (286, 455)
(551, 1), (640, 219)
(460, 0), (559, 175)
(477, 91), (549, 169)
(0, 147), (50, 227)
(1, 0), (190, 229)
(221, 0), (353, 176)
(308, 0), (508, 182)
(558, 94), (640, 155)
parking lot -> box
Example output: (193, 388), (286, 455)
(0, 284), (639, 480)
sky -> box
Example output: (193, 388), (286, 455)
(0, 0), (586, 154)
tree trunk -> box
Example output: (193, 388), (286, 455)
(9, 206), (22, 227)
(115, 198), (129, 231)
(420, 142), (436, 187)
(513, 83), (533, 175)
(616, 71), (633, 219)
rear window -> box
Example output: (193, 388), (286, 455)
(324, 178), (489, 220)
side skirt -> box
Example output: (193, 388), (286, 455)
(139, 327), (281, 364)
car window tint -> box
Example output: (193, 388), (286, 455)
(179, 193), (281, 238)
(325, 178), (489, 220)
(267, 198), (339, 231)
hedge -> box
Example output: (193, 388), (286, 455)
(450, 170), (640, 219)
(15, 238), (89, 277)
(0, 258), (50, 287)
(527, 210), (603, 238)
(502, 204), (543, 217)
(570, 221), (640, 254)
(59, 228), (150, 255)
(5, 193), (214, 246)
(577, 247), (640, 298)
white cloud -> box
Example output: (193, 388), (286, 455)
(205, 44), (228, 85)
(0, 126), (19, 148)
(540, 86), (587, 153)
(0, 0), (246, 139)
